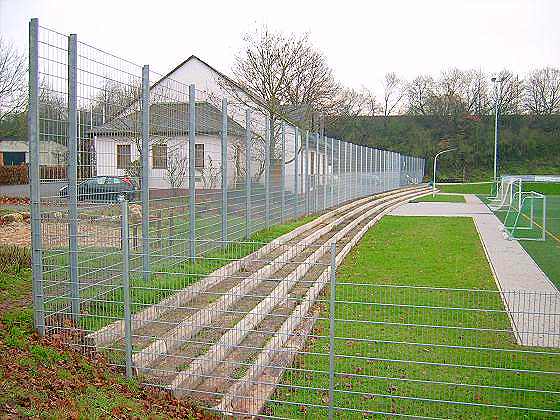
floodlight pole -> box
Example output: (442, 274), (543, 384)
(432, 148), (457, 197)
(492, 76), (503, 183)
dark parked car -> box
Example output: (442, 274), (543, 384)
(59, 176), (138, 202)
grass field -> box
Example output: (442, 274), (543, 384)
(438, 181), (560, 196)
(411, 193), (466, 203)
(437, 182), (492, 195)
(271, 216), (560, 419)
(488, 194), (560, 288)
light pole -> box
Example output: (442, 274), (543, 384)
(432, 148), (457, 197)
(491, 76), (504, 183)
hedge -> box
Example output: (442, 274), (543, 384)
(0, 164), (29, 185)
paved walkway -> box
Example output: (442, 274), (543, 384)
(390, 194), (560, 348)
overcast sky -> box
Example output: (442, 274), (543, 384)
(1, 0), (559, 92)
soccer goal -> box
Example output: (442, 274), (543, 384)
(488, 177), (522, 212)
(502, 191), (547, 241)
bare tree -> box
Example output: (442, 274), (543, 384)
(406, 75), (435, 115)
(464, 69), (490, 115)
(431, 68), (469, 116)
(331, 87), (378, 117)
(524, 67), (560, 115)
(492, 70), (524, 115)
(0, 38), (26, 124)
(380, 72), (405, 118)
(228, 27), (341, 126)
(165, 145), (188, 195)
(199, 155), (222, 189)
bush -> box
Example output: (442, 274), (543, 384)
(0, 164), (29, 185)
(0, 245), (31, 271)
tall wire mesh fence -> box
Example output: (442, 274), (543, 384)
(28, 19), (560, 419)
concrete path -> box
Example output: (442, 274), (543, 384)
(390, 194), (560, 348)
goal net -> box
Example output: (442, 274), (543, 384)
(502, 192), (546, 241)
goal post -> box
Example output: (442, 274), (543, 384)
(503, 191), (546, 241)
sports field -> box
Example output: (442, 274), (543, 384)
(271, 216), (560, 418)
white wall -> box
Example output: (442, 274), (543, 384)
(95, 134), (231, 189)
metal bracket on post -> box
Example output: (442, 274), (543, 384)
(141, 65), (150, 280)
(67, 33), (79, 323)
(328, 241), (336, 420)
(119, 195), (133, 378)
(280, 122), (286, 223)
(29, 18), (45, 336)
(245, 109), (251, 239)
(221, 98), (228, 243)
(188, 85), (196, 261)
(265, 118), (271, 228)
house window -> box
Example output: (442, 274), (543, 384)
(152, 144), (167, 169)
(195, 143), (204, 169)
(116, 144), (131, 169)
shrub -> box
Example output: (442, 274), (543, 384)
(0, 245), (31, 271)
(0, 164), (29, 185)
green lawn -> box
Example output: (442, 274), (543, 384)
(271, 216), (560, 419)
(0, 267), (216, 418)
(437, 182), (493, 195)
(438, 181), (560, 196)
(411, 193), (465, 203)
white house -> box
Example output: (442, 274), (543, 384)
(91, 56), (327, 193)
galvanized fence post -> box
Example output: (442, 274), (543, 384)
(337, 139), (341, 206)
(245, 109), (251, 239)
(341, 142), (350, 202)
(365, 147), (369, 195)
(221, 98), (228, 243)
(353, 143), (357, 199)
(305, 131), (310, 215)
(543, 196), (547, 241)
(265, 118), (271, 227)
(359, 145), (363, 197)
(29, 18), (45, 336)
(294, 127), (299, 217)
(315, 133), (320, 212)
(188, 85), (196, 261)
(141, 65), (150, 280)
(328, 241), (337, 420)
(323, 135), (327, 211)
(119, 196), (133, 378)
(67, 33), (80, 322)
(330, 137), (334, 208)
(280, 122), (286, 223)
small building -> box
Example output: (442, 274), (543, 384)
(0, 137), (68, 166)
(91, 55), (328, 193)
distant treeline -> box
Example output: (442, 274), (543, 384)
(325, 114), (560, 181)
